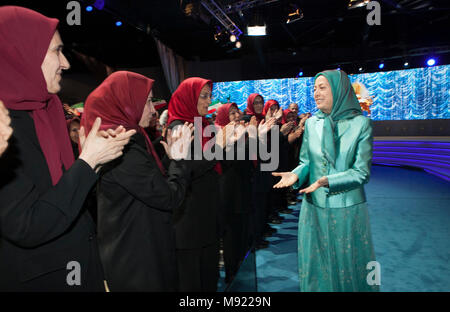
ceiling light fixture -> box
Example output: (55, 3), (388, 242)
(348, 0), (370, 9)
(247, 25), (266, 36)
(426, 58), (436, 66)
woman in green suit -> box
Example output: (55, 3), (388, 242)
(273, 70), (379, 292)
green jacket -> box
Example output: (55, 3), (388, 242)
(292, 114), (373, 208)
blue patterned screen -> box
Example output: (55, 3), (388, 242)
(212, 65), (450, 120)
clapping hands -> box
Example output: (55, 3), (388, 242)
(265, 107), (283, 122)
(160, 122), (194, 160)
(79, 117), (136, 171)
(0, 100), (13, 156)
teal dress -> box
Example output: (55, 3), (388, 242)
(292, 70), (379, 292)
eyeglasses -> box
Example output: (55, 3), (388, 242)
(199, 93), (213, 100)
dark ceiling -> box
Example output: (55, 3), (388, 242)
(2, 0), (450, 77)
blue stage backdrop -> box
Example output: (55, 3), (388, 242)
(211, 65), (449, 120)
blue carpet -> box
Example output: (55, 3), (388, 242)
(254, 165), (450, 292)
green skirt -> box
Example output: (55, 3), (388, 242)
(298, 199), (379, 292)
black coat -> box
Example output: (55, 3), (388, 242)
(168, 120), (221, 249)
(0, 110), (104, 291)
(218, 137), (255, 215)
(218, 137), (255, 275)
(96, 133), (190, 291)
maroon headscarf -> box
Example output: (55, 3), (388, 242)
(80, 71), (165, 175)
(0, 6), (75, 185)
(168, 77), (222, 174)
(281, 109), (298, 125)
(246, 93), (264, 122)
(214, 103), (238, 128)
(262, 99), (280, 116)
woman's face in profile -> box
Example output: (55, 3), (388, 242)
(197, 84), (212, 116)
(139, 91), (156, 128)
(253, 96), (264, 114)
(314, 75), (333, 114)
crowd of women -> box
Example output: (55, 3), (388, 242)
(0, 6), (378, 292)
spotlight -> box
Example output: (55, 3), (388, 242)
(213, 27), (224, 42)
(404, 62), (409, 68)
(236, 41), (242, 49)
(337, 66), (341, 71)
(286, 8), (304, 24)
(348, 0), (370, 9)
(230, 35), (237, 42)
(115, 21), (122, 27)
(379, 62), (384, 69)
(359, 67), (364, 72)
(184, 3), (194, 16)
(297, 71), (304, 77)
(426, 58), (436, 66)
(86, 6), (93, 12)
(247, 25), (266, 36)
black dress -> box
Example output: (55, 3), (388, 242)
(169, 119), (222, 292)
(96, 133), (190, 291)
(0, 110), (104, 291)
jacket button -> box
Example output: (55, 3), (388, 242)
(88, 235), (94, 241)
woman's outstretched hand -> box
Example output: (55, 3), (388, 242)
(79, 117), (136, 170)
(299, 176), (329, 194)
(272, 172), (299, 188)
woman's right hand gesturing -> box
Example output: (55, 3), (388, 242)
(78, 117), (136, 170)
(272, 172), (299, 188)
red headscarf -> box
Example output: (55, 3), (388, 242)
(214, 103), (238, 128)
(282, 109), (298, 125)
(0, 6), (75, 185)
(246, 93), (264, 122)
(80, 71), (165, 175)
(168, 77), (222, 174)
(262, 99), (280, 116)
(168, 78), (211, 126)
